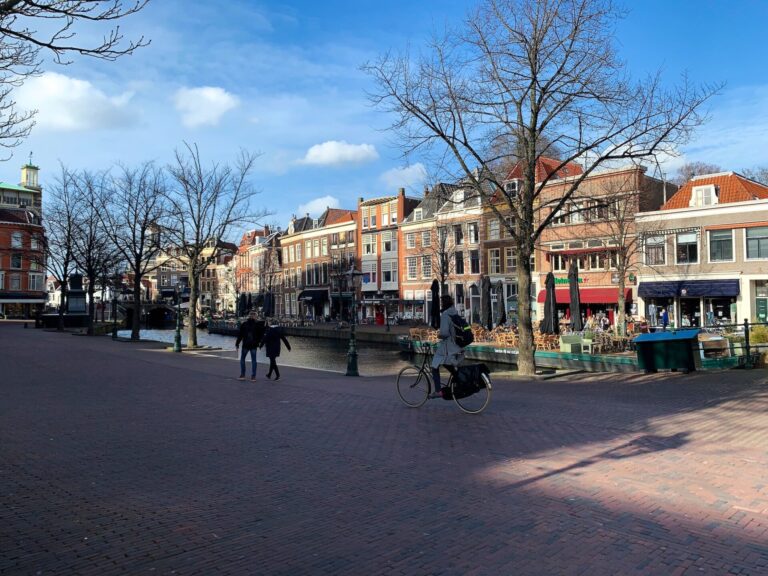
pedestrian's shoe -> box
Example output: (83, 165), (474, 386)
(265, 373), (272, 380)
(251, 376), (257, 381)
(238, 375), (245, 381)
(274, 375), (280, 381)
(429, 390), (443, 399)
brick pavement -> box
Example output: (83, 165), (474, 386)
(2, 324), (768, 575)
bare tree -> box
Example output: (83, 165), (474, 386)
(0, 1), (149, 154)
(69, 169), (116, 335)
(365, 0), (719, 375)
(671, 161), (722, 185)
(165, 143), (267, 347)
(44, 166), (79, 330)
(743, 166), (768, 186)
(98, 162), (166, 340)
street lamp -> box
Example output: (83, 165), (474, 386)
(173, 283), (183, 353)
(345, 267), (364, 377)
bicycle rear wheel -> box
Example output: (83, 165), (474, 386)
(451, 372), (492, 414)
(396, 366), (430, 408)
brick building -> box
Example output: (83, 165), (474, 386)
(0, 163), (46, 318)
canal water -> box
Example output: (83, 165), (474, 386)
(117, 328), (415, 376)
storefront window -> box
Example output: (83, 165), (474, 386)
(746, 227), (768, 259)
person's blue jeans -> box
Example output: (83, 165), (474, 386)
(240, 347), (257, 377)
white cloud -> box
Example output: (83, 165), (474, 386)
(380, 163), (428, 190)
(300, 140), (378, 166)
(15, 72), (137, 132)
(173, 86), (240, 128)
(297, 195), (340, 217)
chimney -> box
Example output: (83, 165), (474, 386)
(399, 187), (405, 197)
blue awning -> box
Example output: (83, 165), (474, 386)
(638, 279), (740, 298)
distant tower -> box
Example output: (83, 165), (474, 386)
(21, 152), (41, 190)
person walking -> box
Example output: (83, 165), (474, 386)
(235, 311), (266, 381)
(429, 294), (463, 399)
(260, 319), (291, 380)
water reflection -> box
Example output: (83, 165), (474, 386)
(118, 329), (413, 376)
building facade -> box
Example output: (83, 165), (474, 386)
(0, 163), (46, 318)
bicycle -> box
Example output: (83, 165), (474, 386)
(396, 343), (492, 414)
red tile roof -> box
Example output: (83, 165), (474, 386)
(661, 172), (768, 210)
(324, 208), (356, 225)
(506, 157), (583, 182)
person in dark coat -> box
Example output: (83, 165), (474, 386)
(235, 311), (266, 380)
(260, 320), (291, 380)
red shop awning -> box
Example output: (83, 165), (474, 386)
(537, 287), (632, 304)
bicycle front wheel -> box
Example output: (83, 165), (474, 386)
(452, 372), (492, 414)
(396, 366), (430, 408)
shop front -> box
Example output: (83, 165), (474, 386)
(536, 287), (632, 328)
(401, 290), (427, 323)
(638, 279), (740, 328)
(297, 289), (329, 320)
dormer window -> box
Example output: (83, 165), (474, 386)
(504, 179), (521, 197)
(690, 184), (718, 208)
(413, 208), (423, 222)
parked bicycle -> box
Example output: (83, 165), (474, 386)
(396, 343), (492, 414)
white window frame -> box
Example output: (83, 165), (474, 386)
(745, 226), (768, 261)
(488, 219), (500, 241)
(389, 201), (398, 224)
(675, 231), (699, 265)
(421, 231), (431, 248)
(505, 247), (516, 272)
(552, 253), (568, 272)
(467, 222), (479, 244)
(10, 273), (21, 290)
(413, 208), (423, 222)
(708, 229), (735, 263)
(363, 234), (377, 255)
(406, 257), (417, 280)
(322, 238), (328, 256)
(406, 232), (416, 249)
(421, 255), (432, 279)
(28, 273), (44, 291)
(644, 235), (666, 266)
(488, 248), (501, 274)
(11, 231), (22, 248)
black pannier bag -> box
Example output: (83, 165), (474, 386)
(442, 363), (490, 400)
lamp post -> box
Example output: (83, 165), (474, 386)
(173, 283), (182, 353)
(384, 294), (392, 332)
(345, 267), (364, 377)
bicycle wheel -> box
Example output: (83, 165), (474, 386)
(396, 366), (430, 408)
(451, 372), (492, 414)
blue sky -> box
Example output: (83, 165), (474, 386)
(10, 0), (768, 235)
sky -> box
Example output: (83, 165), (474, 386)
(9, 0), (768, 236)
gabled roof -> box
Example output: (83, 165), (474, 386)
(506, 156), (583, 182)
(403, 184), (459, 223)
(661, 172), (768, 210)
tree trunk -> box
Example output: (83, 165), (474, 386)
(516, 257), (536, 376)
(87, 279), (96, 336)
(188, 273), (199, 347)
(57, 283), (68, 331)
(131, 278), (142, 340)
(617, 270), (627, 337)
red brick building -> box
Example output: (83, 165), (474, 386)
(0, 163), (46, 318)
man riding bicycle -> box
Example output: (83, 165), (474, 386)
(429, 294), (463, 398)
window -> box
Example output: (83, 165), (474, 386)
(487, 219), (500, 240)
(467, 222), (479, 244)
(322, 262), (328, 284)
(363, 234), (377, 255)
(11, 253), (21, 269)
(331, 233), (340, 246)
(347, 230), (355, 244)
(438, 227), (448, 246)
(421, 231), (431, 248)
(370, 212), (377, 227)
(413, 208), (423, 222)
(455, 251), (464, 275)
(406, 257), (418, 280)
(709, 229), (733, 261)
(746, 227), (768, 259)
(11, 232), (22, 248)
(570, 203), (585, 224)
(305, 241), (312, 259)
(306, 264), (312, 286)
(406, 233), (416, 249)
(505, 248), (516, 272)
(691, 184), (718, 207)
(322, 238), (328, 256)
(363, 261), (377, 285)
(390, 201), (398, 224)
(489, 249), (501, 274)
(455, 284), (465, 305)
(470, 250), (480, 274)
(503, 217), (513, 238)
(0, 271), (4, 290)
(313, 239), (320, 258)
(296, 243), (302, 261)
(422, 255), (432, 278)
(362, 207), (369, 228)
(382, 261), (398, 283)
(588, 252), (606, 270)
(382, 231), (395, 253)
(289, 245), (295, 263)
(552, 253), (568, 272)
(676, 231), (698, 264)
(381, 203), (390, 226)
(454, 224), (464, 245)
(504, 179), (520, 197)
(552, 206), (567, 225)
(10, 274), (20, 290)
(29, 259), (40, 271)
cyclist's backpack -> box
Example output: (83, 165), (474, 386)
(450, 314), (474, 348)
